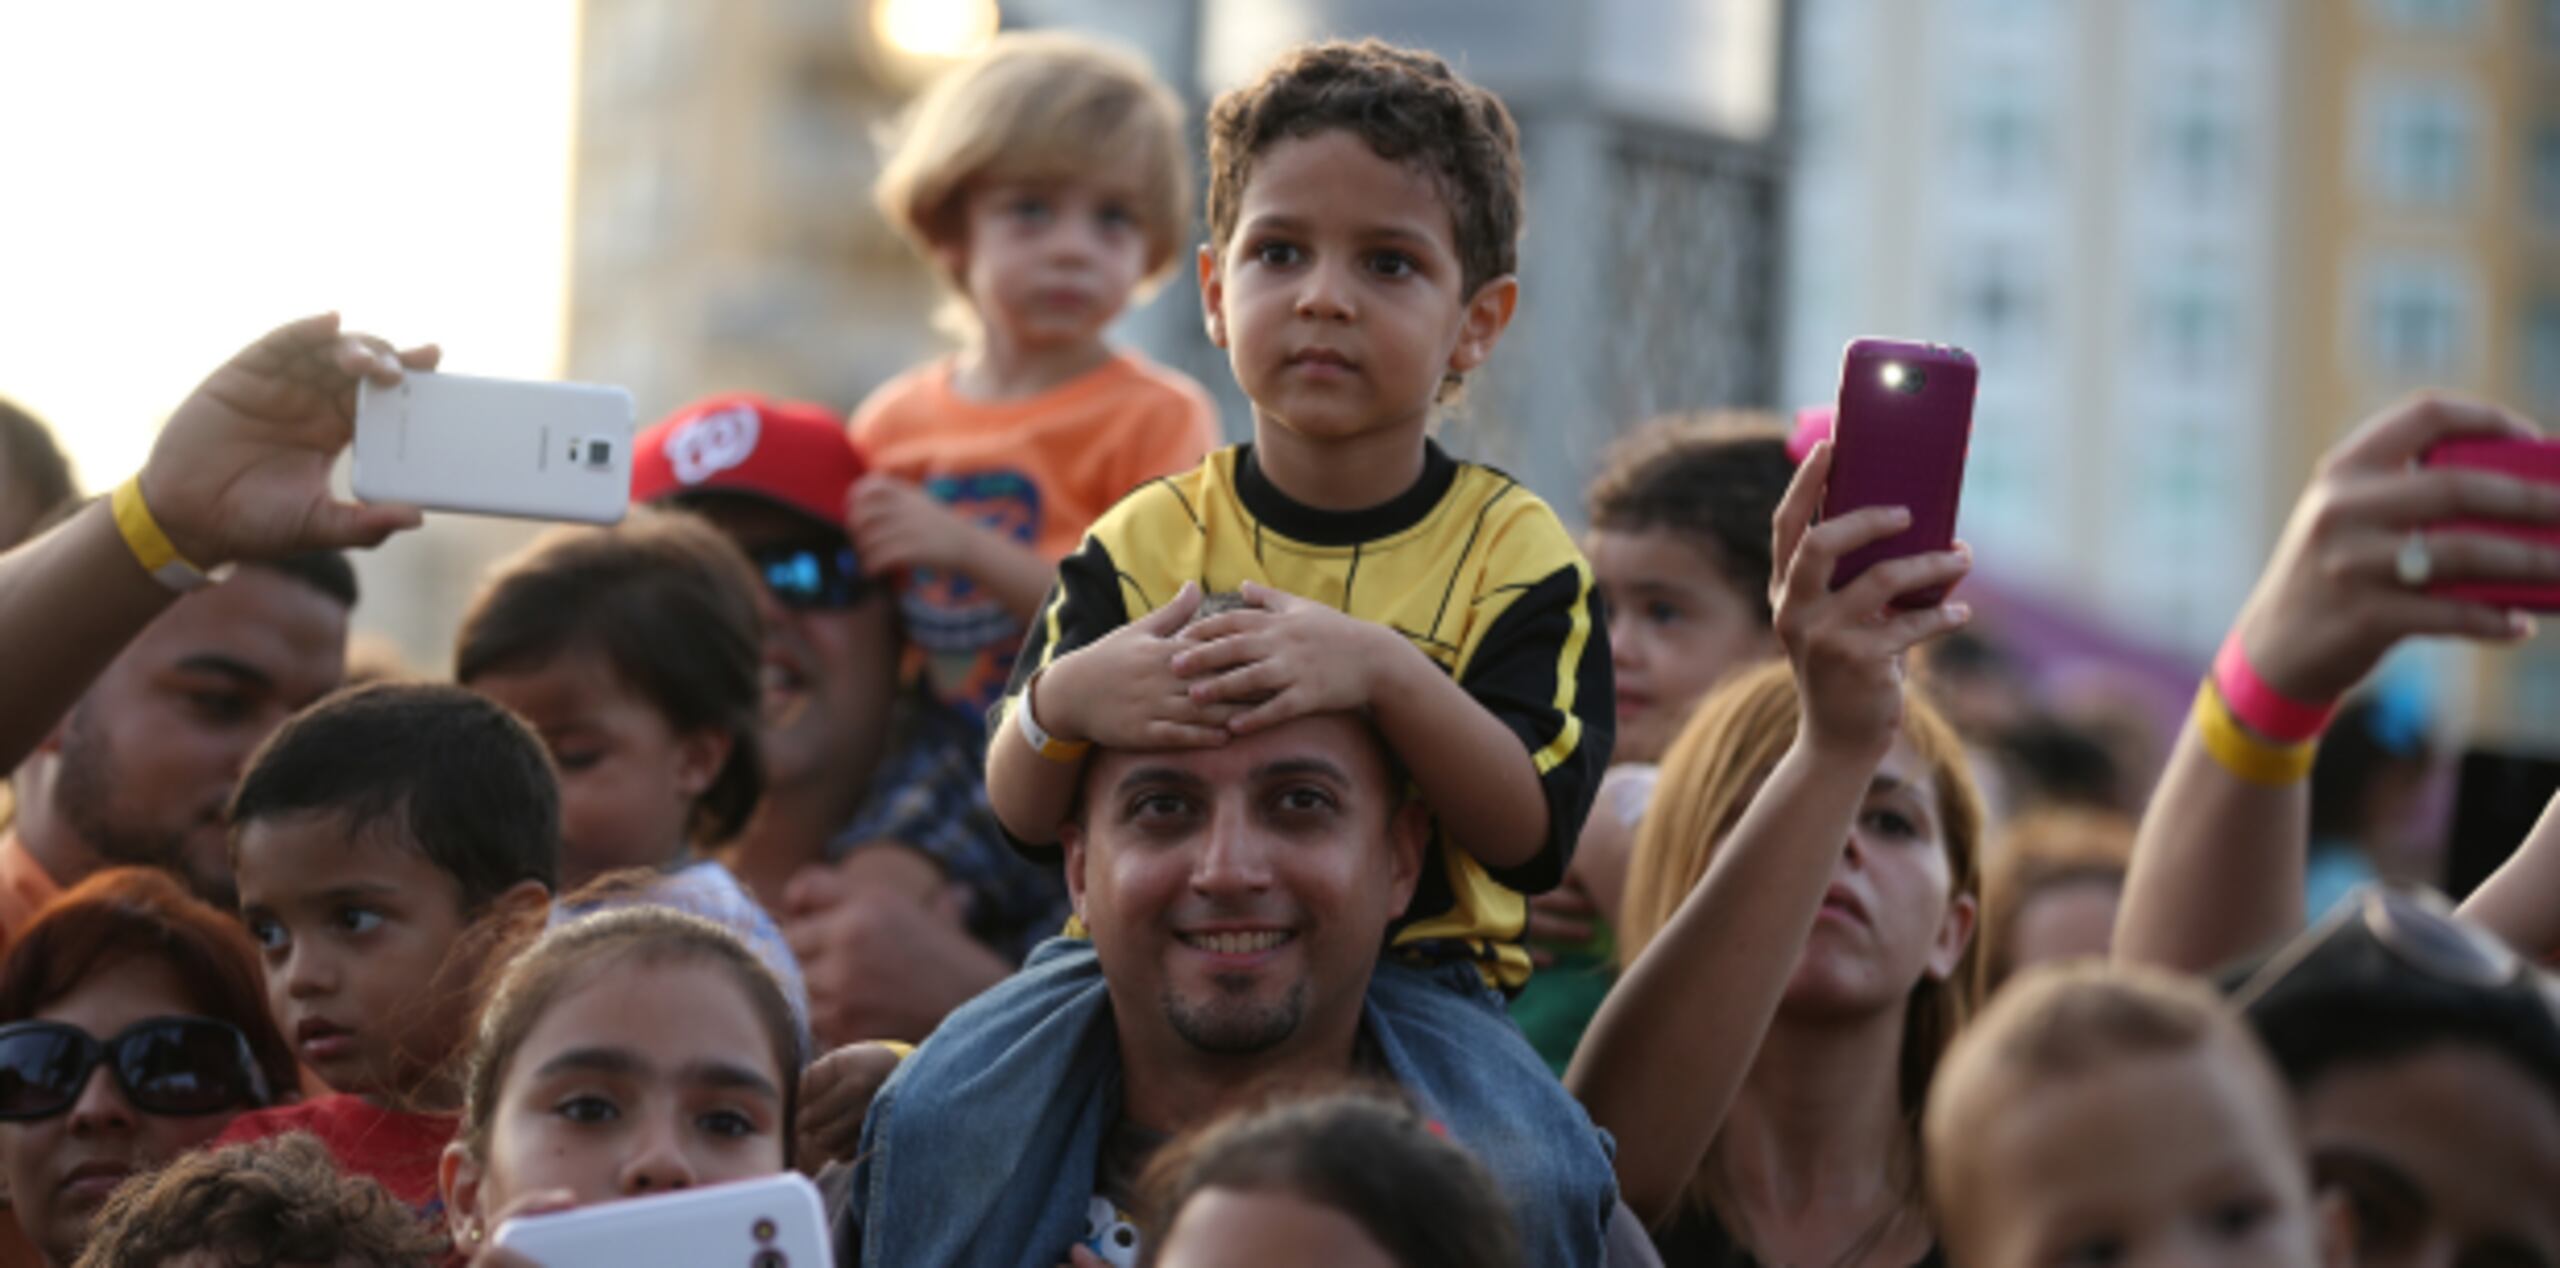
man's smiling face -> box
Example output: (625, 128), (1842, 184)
(1062, 712), (1425, 1066)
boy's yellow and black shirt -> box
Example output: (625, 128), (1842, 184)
(999, 440), (1614, 990)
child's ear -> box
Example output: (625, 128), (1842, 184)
(1197, 244), (1230, 349)
(438, 1141), (484, 1247)
(673, 730), (733, 801)
(493, 878), (552, 923)
(1446, 274), (1520, 375)
(1926, 890), (1980, 984)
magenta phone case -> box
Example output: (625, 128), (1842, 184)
(1821, 339), (1978, 608)
(2422, 438), (2560, 611)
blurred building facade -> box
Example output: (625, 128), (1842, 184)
(1787, 0), (2560, 742)
(559, 0), (1788, 521)
(1783, 0), (2288, 656)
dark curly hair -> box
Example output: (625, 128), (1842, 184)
(74, 1133), (445, 1267)
(1585, 412), (1795, 626)
(1207, 39), (1524, 302)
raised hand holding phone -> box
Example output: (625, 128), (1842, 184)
(353, 370), (635, 524)
(1775, 440), (1974, 760)
(1819, 339), (1977, 609)
(2419, 435), (2560, 612)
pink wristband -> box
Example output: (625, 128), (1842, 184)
(2211, 630), (2336, 743)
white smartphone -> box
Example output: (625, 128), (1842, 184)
(352, 370), (634, 524)
(489, 1173), (830, 1267)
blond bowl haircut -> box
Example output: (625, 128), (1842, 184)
(874, 31), (1191, 292)
(1616, 659), (1985, 1214)
(1922, 961), (2297, 1255)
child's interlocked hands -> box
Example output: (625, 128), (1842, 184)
(1032, 582), (1243, 749)
(1171, 581), (1409, 734)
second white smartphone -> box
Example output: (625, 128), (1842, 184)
(489, 1173), (830, 1267)
(352, 370), (634, 524)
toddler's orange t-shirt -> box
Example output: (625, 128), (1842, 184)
(851, 352), (1219, 729)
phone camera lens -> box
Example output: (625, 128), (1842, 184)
(586, 440), (613, 466)
(751, 1251), (788, 1268)
(1880, 362), (1927, 395)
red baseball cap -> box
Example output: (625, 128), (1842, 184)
(631, 393), (864, 529)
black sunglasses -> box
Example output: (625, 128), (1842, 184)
(0, 1016), (274, 1121)
(747, 541), (872, 611)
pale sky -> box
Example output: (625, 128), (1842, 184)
(0, 1), (580, 493)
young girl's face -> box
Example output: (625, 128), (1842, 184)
(468, 655), (725, 888)
(448, 958), (788, 1225)
(1588, 525), (1776, 766)
(1154, 1187), (1398, 1268)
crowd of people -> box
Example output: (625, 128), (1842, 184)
(0, 27), (2553, 1268)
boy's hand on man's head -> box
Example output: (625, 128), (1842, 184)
(142, 312), (436, 566)
(1039, 581), (1242, 749)
(797, 1039), (907, 1171)
(1169, 581), (1409, 735)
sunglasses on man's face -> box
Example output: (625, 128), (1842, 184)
(746, 541), (872, 611)
(0, 1016), (274, 1121)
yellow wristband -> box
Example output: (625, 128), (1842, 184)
(1013, 670), (1091, 764)
(110, 476), (214, 593)
(2194, 679), (2318, 786)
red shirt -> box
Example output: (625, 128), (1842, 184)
(216, 1094), (458, 1215)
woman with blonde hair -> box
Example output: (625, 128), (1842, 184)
(1571, 443), (1983, 1266)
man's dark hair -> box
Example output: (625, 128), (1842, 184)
(454, 507), (765, 845)
(245, 550), (360, 608)
(73, 1132), (443, 1268)
(229, 682), (561, 910)
(0, 397), (77, 540)
(1585, 414), (1795, 626)
(1207, 39), (1524, 303)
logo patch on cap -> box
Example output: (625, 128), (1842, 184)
(668, 406), (761, 485)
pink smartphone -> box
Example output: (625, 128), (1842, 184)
(1821, 339), (1978, 608)
(2420, 437), (2560, 611)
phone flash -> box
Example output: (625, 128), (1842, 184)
(753, 1218), (778, 1243)
(1881, 363), (1908, 390)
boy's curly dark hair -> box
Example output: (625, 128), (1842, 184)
(74, 1133), (445, 1267)
(1207, 39), (1524, 300)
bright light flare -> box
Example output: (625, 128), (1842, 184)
(871, 0), (998, 63)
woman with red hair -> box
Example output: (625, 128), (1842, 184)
(0, 868), (296, 1267)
